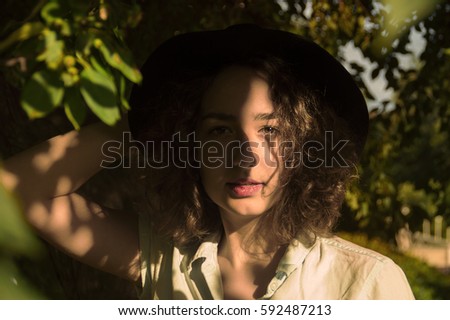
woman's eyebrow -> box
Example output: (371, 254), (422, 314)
(254, 112), (277, 121)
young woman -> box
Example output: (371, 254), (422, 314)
(0, 24), (414, 299)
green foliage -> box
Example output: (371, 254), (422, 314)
(371, 0), (443, 55)
(277, 1), (450, 238)
(80, 67), (119, 125)
(322, 1), (450, 238)
(0, 0), (145, 300)
(64, 87), (87, 130)
(0, 258), (44, 299)
(0, 184), (41, 256)
(0, 181), (44, 299)
(340, 232), (450, 299)
(0, 0), (142, 129)
(21, 69), (64, 118)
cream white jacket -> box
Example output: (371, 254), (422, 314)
(138, 215), (415, 300)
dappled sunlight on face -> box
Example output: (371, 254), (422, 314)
(197, 66), (283, 221)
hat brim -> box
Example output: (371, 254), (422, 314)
(129, 24), (368, 156)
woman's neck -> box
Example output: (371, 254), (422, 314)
(218, 212), (279, 266)
(217, 213), (287, 299)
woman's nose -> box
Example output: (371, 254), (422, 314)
(236, 140), (258, 168)
(232, 132), (280, 169)
(229, 133), (258, 168)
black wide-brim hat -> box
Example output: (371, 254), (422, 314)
(129, 24), (369, 156)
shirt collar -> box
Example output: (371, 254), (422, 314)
(277, 232), (317, 275)
(261, 233), (317, 299)
(185, 231), (317, 300)
(191, 232), (221, 265)
(184, 232), (223, 299)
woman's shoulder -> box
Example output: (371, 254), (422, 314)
(309, 235), (415, 299)
(313, 235), (403, 275)
(317, 235), (391, 263)
(270, 234), (415, 299)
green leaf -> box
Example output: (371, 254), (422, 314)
(41, 0), (75, 37)
(119, 75), (131, 111)
(95, 36), (142, 84)
(41, 0), (72, 36)
(0, 183), (41, 257)
(0, 258), (44, 299)
(80, 67), (120, 125)
(36, 29), (64, 69)
(0, 22), (45, 53)
(41, 1), (63, 24)
(90, 54), (110, 78)
(113, 71), (131, 111)
(61, 71), (79, 87)
(75, 32), (95, 56)
(21, 70), (64, 119)
(64, 87), (87, 130)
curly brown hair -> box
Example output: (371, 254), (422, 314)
(134, 55), (359, 249)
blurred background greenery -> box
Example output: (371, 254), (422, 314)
(0, 0), (449, 299)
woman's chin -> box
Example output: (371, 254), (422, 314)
(220, 202), (271, 219)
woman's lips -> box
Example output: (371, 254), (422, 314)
(226, 179), (264, 197)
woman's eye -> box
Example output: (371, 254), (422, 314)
(260, 126), (279, 136)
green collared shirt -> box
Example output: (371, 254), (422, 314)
(138, 214), (414, 300)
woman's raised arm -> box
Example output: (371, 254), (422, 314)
(0, 120), (141, 281)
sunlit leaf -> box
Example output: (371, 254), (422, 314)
(120, 78), (131, 111)
(40, 0), (73, 37)
(64, 87), (87, 130)
(80, 67), (120, 125)
(115, 72), (131, 111)
(95, 36), (142, 84)
(21, 69), (64, 119)
(41, 0), (66, 24)
(90, 54), (111, 77)
(36, 29), (64, 69)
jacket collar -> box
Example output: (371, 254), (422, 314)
(183, 231), (317, 300)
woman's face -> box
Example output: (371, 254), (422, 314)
(196, 66), (282, 221)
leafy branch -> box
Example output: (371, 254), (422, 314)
(0, 0), (142, 129)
